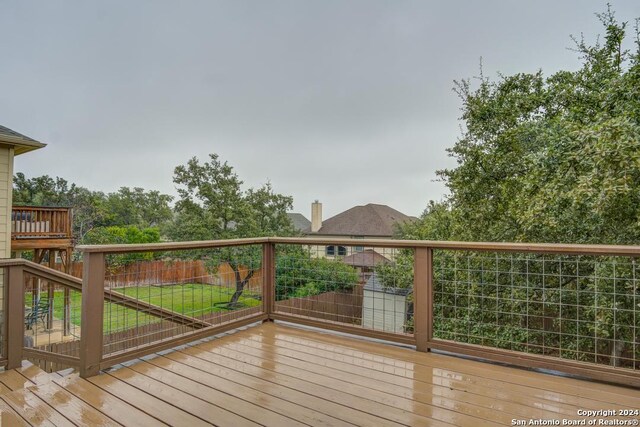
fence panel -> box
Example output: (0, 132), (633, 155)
(273, 242), (414, 344)
(99, 244), (265, 360)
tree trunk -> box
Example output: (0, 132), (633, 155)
(228, 268), (255, 308)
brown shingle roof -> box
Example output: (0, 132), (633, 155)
(286, 213), (311, 232)
(309, 203), (416, 237)
(0, 124), (46, 154)
(0, 125), (38, 142)
(342, 249), (390, 268)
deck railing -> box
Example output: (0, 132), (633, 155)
(11, 206), (72, 240)
(0, 260), (82, 372)
(1, 237), (639, 387)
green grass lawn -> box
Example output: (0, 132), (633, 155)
(27, 284), (260, 333)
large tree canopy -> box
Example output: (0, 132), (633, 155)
(169, 153), (295, 241)
(170, 153), (297, 306)
(393, 8), (640, 367)
(408, 8), (640, 245)
(13, 173), (173, 243)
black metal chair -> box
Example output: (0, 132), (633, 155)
(25, 298), (51, 330)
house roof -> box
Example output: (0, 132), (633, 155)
(364, 272), (411, 296)
(0, 125), (46, 155)
(342, 249), (390, 268)
(287, 213), (311, 232)
(308, 203), (416, 237)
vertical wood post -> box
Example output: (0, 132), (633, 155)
(414, 247), (433, 352)
(47, 250), (55, 330)
(67, 208), (73, 239)
(262, 243), (275, 321)
(63, 248), (71, 336)
(6, 265), (25, 370)
(80, 252), (105, 377)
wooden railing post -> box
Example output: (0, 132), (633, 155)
(80, 251), (105, 377)
(262, 243), (275, 321)
(6, 265), (25, 370)
(414, 247), (433, 352)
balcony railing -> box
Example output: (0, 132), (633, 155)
(11, 206), (73, 240)
(0, 237), (638, 387)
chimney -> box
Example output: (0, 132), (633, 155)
(311, 200), (322, 233)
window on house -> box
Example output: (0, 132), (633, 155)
(352, 236), (364, 253)
(326, 245), (347, 256)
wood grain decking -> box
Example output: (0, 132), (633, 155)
(0, 322), (638, 426)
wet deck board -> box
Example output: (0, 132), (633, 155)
(0, 322), (637, 426)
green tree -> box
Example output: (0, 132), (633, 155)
(171, 154), (247, 239)
(83, 225), (161, 265)
(12, 173), (111, 242)
(13, 174), (174, 243)
(434, 8), (640, 244)
(104, 187), (173, 229)
(404, 7), (640, 366)
(276, 249), (359, 299)
(13, 173), (77, 206)
(171, 153), (295, 305)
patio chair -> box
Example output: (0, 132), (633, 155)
(24, 298), (51, 330)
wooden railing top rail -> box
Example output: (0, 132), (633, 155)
(77, 237), (270, 254)
(0, 258), (211, 329)
(77, 236), (640, 256)
(12, 206), (72, 212)
(0, 259), (82, 290)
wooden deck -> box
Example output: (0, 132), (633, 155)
(0, 322), (638, 426)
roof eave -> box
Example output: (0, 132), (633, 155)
(0, 135), (47, 155)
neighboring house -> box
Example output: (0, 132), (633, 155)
(286, 213), (311, 233)
(303, 201), (416, 259)
(0, 125), (46, 258)
(342, 249), (390, 282)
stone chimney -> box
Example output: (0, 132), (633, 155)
(311, 200), (322, 233)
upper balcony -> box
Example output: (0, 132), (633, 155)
(10, 206), (73, 251)
(0, 237), (638, 425)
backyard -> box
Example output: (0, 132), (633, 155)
(27, 283), (261, 333)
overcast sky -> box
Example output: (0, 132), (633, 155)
(1, 1), (639, 220)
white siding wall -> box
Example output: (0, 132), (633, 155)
(0, 146), (13, 258)
(362, 290), (407, 333)
(0, 146), (12, 355)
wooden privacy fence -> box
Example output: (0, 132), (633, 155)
(64, 259), (263, 291)
(67, 260), (212, 285)
(276, 286), (364, 324)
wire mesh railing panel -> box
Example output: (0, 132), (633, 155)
(433, 250), (640, 371)
(102, 245), (263, 356)
(23, 272), (81, 359)
(274, 243), (414, 336)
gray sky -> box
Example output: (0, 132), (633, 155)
(1, 1), (639, 220)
